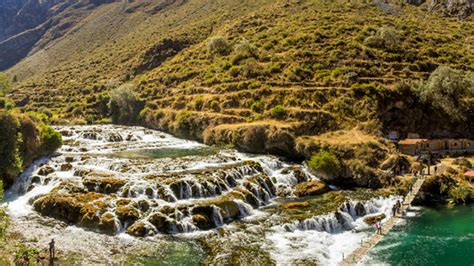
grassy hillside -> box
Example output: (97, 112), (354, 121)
(3, 0), (474, 186)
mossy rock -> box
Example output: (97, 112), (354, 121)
(60, 163), (73, 171)
(148, 212), (178, 234)
(127, 221), (148, 237)
(294, 180), (330, 197)
(115, 205), (141, 224)
(363, 213), (386, 225)
(33, 192), (104, 224)
(99, 212), (120, 235)
(37, 166), (54, 176)
(192, 214), (212, 230)
(83, 174), (127, 194)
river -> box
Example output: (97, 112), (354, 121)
(364, 204), (474, 266)
(4, 125), (463, 265)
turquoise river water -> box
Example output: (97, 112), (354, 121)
(367, 204), (474, 266)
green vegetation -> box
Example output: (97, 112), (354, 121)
(109, 84), (144, 125)
(0, 110), (62, 188)
(308, 151), (340, 177)
(208, 36), (231, 56)
(0, 73), (11, 96)
(414, 66), (474, 121)
(0, 180), (7, 241)
(270, 105), (286, 118)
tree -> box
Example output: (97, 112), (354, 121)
(0, 72), (12, 96)
(308, 150), (341, 177)
(109, 84), (144, 124)
(0, 111), (21, 185)
(415, 66), (474, 121)
(208, 36), (231, 56)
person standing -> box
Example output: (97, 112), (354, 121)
(49, 239), (55, 265)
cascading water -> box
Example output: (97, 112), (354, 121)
(4, 125), (407, 264)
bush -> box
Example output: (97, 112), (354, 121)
(0, 98), (14, 110)
(232, 39), (259, 64)
(194, 96), (204, 110)
(250, 100), (262, 113)
(308, 151), (341, 177)
(415, 66), (473, 121)
(0, 111), (21, 183)
(452, 157), (472, 169)
(208, 36), (231, 56)
(109, 84), (144, 124)
(39, 124), (63, 155)
(0, 72), (11, 96)
(209, 100), (220, 111)
(364, 27), (401, 50)
(271, 105), (286, 118)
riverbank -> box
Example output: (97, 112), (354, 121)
(364, 204), (474, 266)
(0, 125), (472, 265)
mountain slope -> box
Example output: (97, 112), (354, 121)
(3, 0), (473, 154)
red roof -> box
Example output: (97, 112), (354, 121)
(398, 139), (428, 145)
(464, 171), (474, 177)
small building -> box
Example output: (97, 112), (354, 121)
(398, 138), (474, 156)
(398, 139), (428, 155)
(464, 170), (474, 182)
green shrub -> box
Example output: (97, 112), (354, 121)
(271, 105), (286, 118)
(290, 66), (313, 81)
(250, 100), (262, 113)
(0, 98), (14, 110)
(14, 244), (39, 263)
(228, 66), (241, 77)
(364, 27), (401, 50)
(308, 150), (341, 177)
(208, 36), (231, 56)
(39, 124), (63, 155)
(232, 39), (259, 65)
(194, 96), (204, 110)
(0, 73), (11, 97)
(452, 158), (472, 169)
(209, 100), (220, 111)
(109, 84), (144, 124)
(0, 111), (22, 183)
(414, 66), (473, 121)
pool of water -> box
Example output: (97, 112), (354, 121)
(114, 147), (219, 159)
(366, 204), (474, 266)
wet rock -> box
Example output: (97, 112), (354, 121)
(60, 163), (73, 171)
(82, 172), (127, 194)
(80, 203), (102, 227)
(145, 187), (154, 198)
(355, 202), (366, 216)
(138, 200), (150, 212)
(99, 212), (120, 234)
(127, 221), (148, 237)
(38, 166), (54, 176)
(83, 131), (98, 140)
(148, 212), (178, 234)
(192, 214), (212, 230)
(192, 205), (220, 229)
(363, 213), (386, 225)
(107, 132), (123, 142)
(31, 175), (41, 184)
(115, 206), (141, 224)
(33, 192), (104, 224)
(65, 156), (75, 163)
(27, 184), (36, 192)
(294, 180), (330, 197)
(215, 200), (242, 222)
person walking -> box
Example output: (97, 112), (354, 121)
(376, 221), (382, 235)
(49, 239), (55, 265)
(395, 200), (401, 215)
